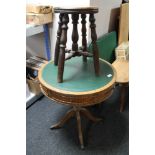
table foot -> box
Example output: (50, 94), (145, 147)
(50, 108), (75, 129)
(80, 108), (103, 122)
(50, 123), (62, 129)
(80, 144), (84, 149)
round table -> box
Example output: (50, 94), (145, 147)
(38, 57), (116, 149)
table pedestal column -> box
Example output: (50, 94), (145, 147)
(50, 106), (102, 149)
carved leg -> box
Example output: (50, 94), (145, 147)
(50, 106), (102, 149)
(72, 13), (79, 53)
(80, 108), (102, 122)
(54, 13), (63, 65)
(75, 110), (84, 149)
(58, 14), (69, 83)
(50, 108), (75, 129)
(120, 84), (126, 112)
(89, 13), (100, 76)
(81, 14), (87, 62)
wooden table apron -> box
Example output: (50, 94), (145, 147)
(38, 57), (116, 106)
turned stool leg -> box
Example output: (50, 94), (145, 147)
(54, 13), (63, 65)
(72, 14), (79, 52)
(81, 14), (87, 62)
(89, 13), (100, 76)
(58, 14), (69, 83)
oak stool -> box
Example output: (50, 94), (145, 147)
(54, 7), (100, 83)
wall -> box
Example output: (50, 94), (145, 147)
(90, 0), (122, 38)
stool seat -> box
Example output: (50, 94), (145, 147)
(54, 7), (98, 13)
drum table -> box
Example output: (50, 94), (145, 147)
(39, 57), (116, 149)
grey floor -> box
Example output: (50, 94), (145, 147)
(26, 86), (129, 155)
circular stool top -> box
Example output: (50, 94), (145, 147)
(39, 57), (116, 106)
(54, 7), (98, 14)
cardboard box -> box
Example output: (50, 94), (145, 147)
(27, 78), (41, 95)
(26, 12), (52, 25)
(26, 56), (48, 95)
(26, 4), (53, 14)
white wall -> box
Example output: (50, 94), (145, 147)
(90, 0), (122, 38)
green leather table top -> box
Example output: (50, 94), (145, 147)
(40, 57), (115, 92)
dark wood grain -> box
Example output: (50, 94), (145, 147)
(81, 14), (87, 62)
(65, 50), (92, 60)
(54, 13), (63, 65)
(89, 13), (100, 76)
(54, 7), (98, 14)
(58, 14), (69, 83)
(72, 14), (79, 51)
